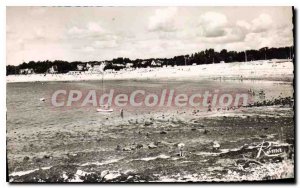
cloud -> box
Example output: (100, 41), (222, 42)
(6, 7), (293, 65)
(205, 13), (277, 45)
(251, 13), (273, 33)
(66, 21), (123, 56)
(226, 13), (292, 50)
(93, 40), (118, 48)
(66, 22), (122, 50)
(33, 28), (47, 40)
(87, 22), (105, 33)
(148, 7), (178, 32)
(236, 14), (274, 34)
(198, 12), (228, 37)
(236, 20), (251, 31)
(68, 26), (83, 35)
(67, 22), (106, 39)
(82, 46), (95, 52)
(201, 27), (246, 44)
(6, 26), (50, 56)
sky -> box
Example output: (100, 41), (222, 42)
(7, 7), (294, 65)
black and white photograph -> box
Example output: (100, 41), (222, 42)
(6, 6), (295, 183)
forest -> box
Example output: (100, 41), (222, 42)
(6, 46), (293, 75)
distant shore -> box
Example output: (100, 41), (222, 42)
(6, 59), (294, 83)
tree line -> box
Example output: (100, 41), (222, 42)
(6, 46), (293, 75)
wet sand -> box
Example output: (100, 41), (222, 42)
(7, 104), (294, 182)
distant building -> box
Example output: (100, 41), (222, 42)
(77, 63), (86, 71)
(19, 68), (34, 74)
(86, 63), (93, 70)
(87, 62), (106, 73)
(151, 60), (162, 67)
(92, 65), (103, 72)
(67, 71), (82, 75)
(140, 61), (148, 66)
(48, 65), (58, 74)
(105, 69), (116, 73)
(114, 64), (125, 68)
(126, 63), (134, 68)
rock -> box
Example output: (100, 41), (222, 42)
(23, 156), (30, 162)
(103, 171), (121, 181)
(213, 141), (220, 149)
(123, 147), (131, 151)
(286, 138), (294, 145)
(144, 121), (153, 126)
(191, 128), (197, 131)
(259, 135), (268, 139)
(130, 146), (137, 151)
(136, 144), (143, 149)
(213, 141), (220, 151)
(160, 131), (167, 134)
(116, 145), (121, 151)
(100, 170), (110, 179)
(34, 157), (42, 163)
(148, 143), (157, 149)
(43, 155), (52, 159)
(67, 153), (77, 157)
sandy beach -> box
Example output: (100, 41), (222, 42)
(6, 59), (294, 83)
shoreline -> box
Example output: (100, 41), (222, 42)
(6, 60), (294, 83)
(8, 105), (294, 182)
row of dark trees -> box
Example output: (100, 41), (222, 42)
(6, 46), (293, 75)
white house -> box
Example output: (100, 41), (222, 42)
(48, 65), (58, 74)
(126, 63), (134, 68)
(114, 63), (125, 68)
(86, 63), (93, 70)
(77, 64), (86, 71)
(87, 62), (106, 73)
(19, 68), (34, 74)
(151, 60), (162, 67)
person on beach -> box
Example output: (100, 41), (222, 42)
(208, 100), (212, 112)
(178, 143), (185, 157)
(120, 108), (124, 119)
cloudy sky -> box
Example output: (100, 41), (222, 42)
(7, 7), (293, 65)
